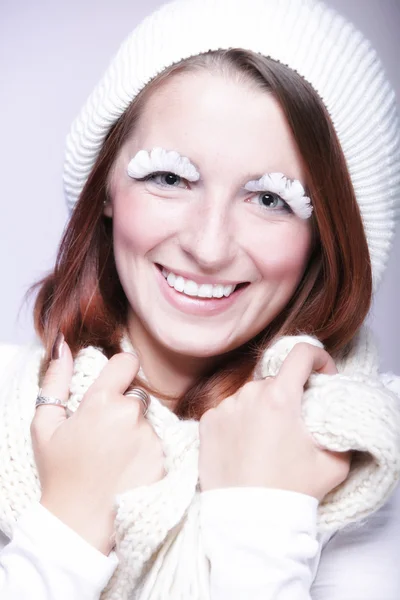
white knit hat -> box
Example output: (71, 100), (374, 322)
(63, 0), (400, 289)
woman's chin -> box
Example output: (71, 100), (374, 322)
(155, 331), (241, 359)
(127, 309), (250, 359)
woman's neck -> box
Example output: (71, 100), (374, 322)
(127, 316), (216, 406)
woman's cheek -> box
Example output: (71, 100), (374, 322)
(114, 191), (182, 251)
(246, 222), (313, 281)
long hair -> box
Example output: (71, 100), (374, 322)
(32, 49), (372, 419)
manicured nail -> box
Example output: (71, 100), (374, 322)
(51, 332), (65, 360)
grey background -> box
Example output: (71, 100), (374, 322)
(1, 0), (399, 371)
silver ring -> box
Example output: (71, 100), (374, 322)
(35, 388), (67, 409)
(125, 387), (150, 417)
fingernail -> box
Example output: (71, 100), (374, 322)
(51, 332), (65, 360)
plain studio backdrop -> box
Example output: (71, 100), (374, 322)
(1, 0), (399, 371)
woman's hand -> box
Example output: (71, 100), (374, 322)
(199, 343), (351, 501)
(31, 335), (164, 555)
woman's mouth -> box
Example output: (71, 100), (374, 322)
(158, 264), (248, 299)
(155, 264), (250, 316)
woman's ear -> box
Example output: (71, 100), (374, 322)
(103, 198), (113, 217)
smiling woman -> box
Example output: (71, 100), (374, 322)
(103, 70), (314, 374)
(33, 52), (372, 411)
(0, 0), (400, 599)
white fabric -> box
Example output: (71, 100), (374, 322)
(0, 328), (399, 600)
(1, 485), (399, 599)
(0, 503), (118, 600)
(201, 488), (321, 599)
(202, 486), (400, 599)
(63, 0), (400, 289)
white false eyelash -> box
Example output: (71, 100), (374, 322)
(245, 172), (313, 220)
(127, 147), (200, 182)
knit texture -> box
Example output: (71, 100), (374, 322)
(0, 328), (399, 599)
(63, 0), (400, 289)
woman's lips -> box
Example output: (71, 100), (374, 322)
(155, 264), (249, 316)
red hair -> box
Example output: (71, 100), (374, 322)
(32, 50), (372, 418)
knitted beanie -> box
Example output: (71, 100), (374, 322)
(63, 0), (400, 289)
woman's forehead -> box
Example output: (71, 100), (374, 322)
(124, 70), (306, 184)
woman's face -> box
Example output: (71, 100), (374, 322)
(107, 70), (313, 358)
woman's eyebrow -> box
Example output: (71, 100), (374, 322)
(243, 172), (301, 186)
(127, 147), (201, 181)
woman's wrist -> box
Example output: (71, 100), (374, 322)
(40, 494), (115, 555)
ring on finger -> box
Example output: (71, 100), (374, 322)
(35, 388), (68, 409)
(125, 387), (150, 417)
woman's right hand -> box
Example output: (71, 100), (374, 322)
(31, 335), (165, 555)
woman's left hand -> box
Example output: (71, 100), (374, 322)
(198, 343), (351, 501)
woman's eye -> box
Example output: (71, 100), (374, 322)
(144, 171), (187, 188)
(256, 192), (291, 212)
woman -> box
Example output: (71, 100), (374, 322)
(1, 0), (399, 598)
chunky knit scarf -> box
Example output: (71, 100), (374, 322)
(0, 327), (399, 600)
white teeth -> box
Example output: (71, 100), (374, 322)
(167, 272), (176, 287)
(174, 276), (185, 292)
(183, 280), (198, 296)
(223, 284), (235, 297)
(212, 284), (224, 298)
(160, 267), (238, 299)
(198, 284), (213, 298)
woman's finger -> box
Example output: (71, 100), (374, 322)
(32, 333), (74, 437)
(275, 342), (337, 393)
(85, 352), (140, 398)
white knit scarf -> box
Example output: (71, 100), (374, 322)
(0, 327), (399, 600)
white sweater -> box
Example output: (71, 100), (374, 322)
(0, 333), (399, 599)
(1, 485), (400, 599)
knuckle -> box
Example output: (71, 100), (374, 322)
(113, 352), (140, 370)
(199, 408), (216, 429)
(267, 392), (286, 412)
(123, 397), (142, 421)
(93, 388), (110, 405)
(295, 342), (317, 355)
(100, 399), (141, 430)
(240, 380), (259, 398)
(268, 383), (283, 402)
(84, 388), (110, 410)
(236, 379), (284, 408)
(262, 376), (288, 407)
(116, 392), (144, 420)
(219, 393), (236, 410)
(296, 342), (330, 363)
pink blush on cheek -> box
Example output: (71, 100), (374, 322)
(259, 246), (310, 275)
(249, 224), (312, 279)
(114, 191), (179, 250)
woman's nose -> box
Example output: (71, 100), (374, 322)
(178, 196), (236, 271)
